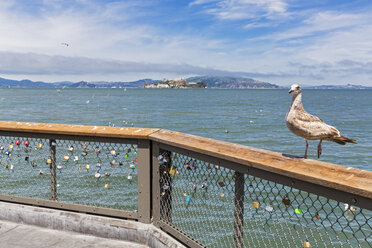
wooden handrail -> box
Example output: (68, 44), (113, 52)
(1, 121), (371, 199)
(149, 129), (372, 199)
(0, 121), (160, 139)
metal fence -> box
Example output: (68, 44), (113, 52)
(0, 132), (142, 220)
(0, 122), (371, 248)
(153, 146), (372, 247)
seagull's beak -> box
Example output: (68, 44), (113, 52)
(288, 89), (293, 94)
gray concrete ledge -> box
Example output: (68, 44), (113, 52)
(0, 201), (185, 248)
(0, 219), (148, 248)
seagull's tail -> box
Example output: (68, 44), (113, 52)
(333, 135), (357, 145)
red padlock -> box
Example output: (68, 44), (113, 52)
(24, 140), (30, 147)
(15, 140), (21, 146)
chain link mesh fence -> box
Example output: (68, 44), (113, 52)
(1, 134), (371, 247)
(0, 136), (50, 199)
(0, 136), (138, 211)
(158, 150), (372, 248)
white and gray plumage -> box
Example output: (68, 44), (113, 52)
(286, 84), (356, 158)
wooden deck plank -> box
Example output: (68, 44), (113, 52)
(0, 121), (160, 139)
(149, 129), (372, 199)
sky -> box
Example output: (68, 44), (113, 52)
(1, 0), (372, 86)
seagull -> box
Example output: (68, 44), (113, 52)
(61, 42), (69, 47)
(286, 84), (356, 158)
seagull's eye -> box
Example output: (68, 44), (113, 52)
(296, 86), (300, 90)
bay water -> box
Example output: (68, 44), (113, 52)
(1, 88), (371, 247)
(0, 88), (371, 170)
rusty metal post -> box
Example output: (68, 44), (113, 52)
(137, 139), (151, 223)
(49, 139), (57, 201)
(234, 171), (244, 248)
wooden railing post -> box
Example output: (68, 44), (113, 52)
(234, 171), (244, 248)
(49, 139), (57, 201)
(137, 139), (151, 223)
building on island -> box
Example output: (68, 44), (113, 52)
(144, 78), (206, 88)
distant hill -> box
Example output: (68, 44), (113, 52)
(0, 77), (159, 88)
(2, 76), (371, 89)
(0, 76), (278, 88)
(0, 77), (54, 88)
(69, 81), (97, 88)
(304, 84), (372, 89)
(186, 76), (279, 89)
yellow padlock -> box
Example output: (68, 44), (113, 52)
(253, 201), (260, 209)
(169, 166), (176, 175)
(303, 240), (310, 248)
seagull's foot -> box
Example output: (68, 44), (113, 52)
(317, 146), (322, 158)
(317, 140), (323, 158)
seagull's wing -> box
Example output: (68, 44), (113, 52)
(298, 111), (323, 122)
(293, 111), (340, 139)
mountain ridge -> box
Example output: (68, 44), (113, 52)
(0, 77), (159, 88)
(0, 76), (279, 88)
(186, 76), (280, 88)
(303, 84), (372, 89)
(1, 76), (371, 89)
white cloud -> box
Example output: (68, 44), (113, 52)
(272, 11), (368, 41)
(189, 0), (217, 7)
(271, 11), (372, 65)
(0, 0), (154, 59)
(228, 9), (372, 85)
(191, 0), (288, 20)
(0, 0), (230, 74)
(0, 51), (264, 79)
(244, 22), (275, 29)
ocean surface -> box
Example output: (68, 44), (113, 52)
(0, 88), (371, 171)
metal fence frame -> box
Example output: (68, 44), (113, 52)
(0, 121), (371, 248)
(151, 141), (372, 247)
(0, 130), (143, 220)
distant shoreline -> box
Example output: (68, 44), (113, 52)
(1, 76), (371, 89)
(0, 86), (372, 91)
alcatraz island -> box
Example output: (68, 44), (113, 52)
(144, 78), (207, 88)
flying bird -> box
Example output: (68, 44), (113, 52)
(61, 42), (69, 47)
(286, 84), (356, 158)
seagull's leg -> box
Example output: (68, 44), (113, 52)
(317, 139), (323, 158)
(304, 140), (308, 159)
